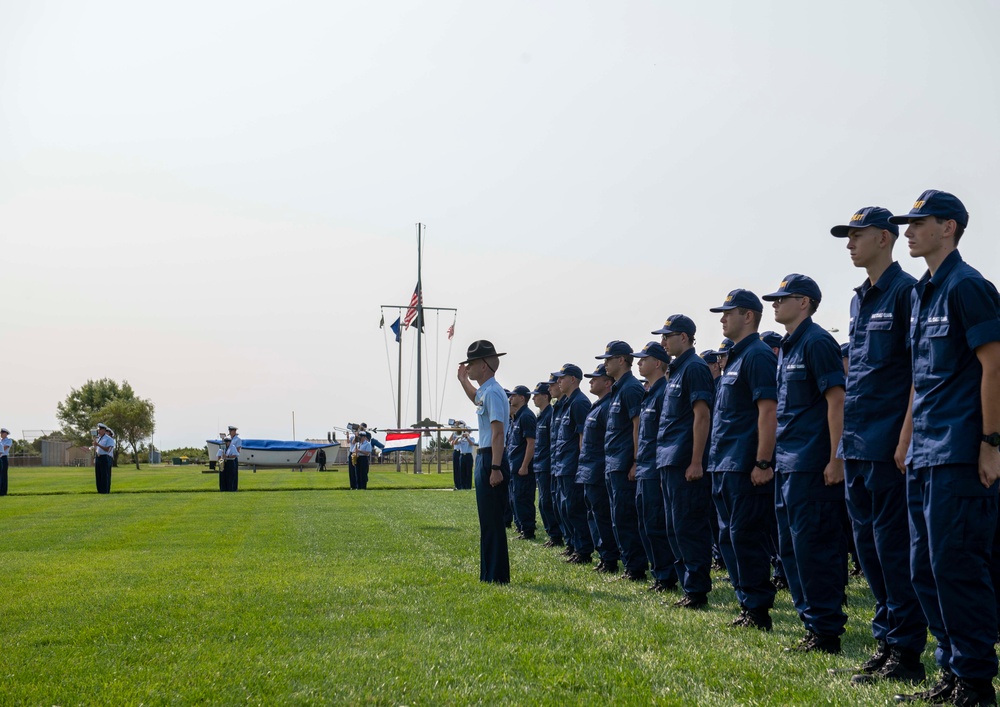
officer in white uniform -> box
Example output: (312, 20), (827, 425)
(0, 427), (11, 496)
(94, 423), (115, 494)
(216, 434), (228, 491)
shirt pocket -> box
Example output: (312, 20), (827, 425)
(783, 368), (813, 407)
(865, 318), (895, 363)
(924, 323), (950, 369)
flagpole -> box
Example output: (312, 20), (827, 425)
(414, 223), (424, 474)
(396, 313), (403, 472)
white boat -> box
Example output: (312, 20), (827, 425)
(205, 439), (338, 470)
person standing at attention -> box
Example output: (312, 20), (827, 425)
(763, 274), (848, 654)
(0, 427), (11, 496)
(457, 340), (511, 584)
(828, 206), (926, 685)
(889, 191), (1000, 706)
(93, 423), (115, 494)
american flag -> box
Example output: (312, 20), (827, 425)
(403, 283), (421, 329)
(447, 320), (455, 340)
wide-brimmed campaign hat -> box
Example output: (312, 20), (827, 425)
(461, 340), (507, 364)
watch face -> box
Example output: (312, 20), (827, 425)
(987, 433), (1000, 447)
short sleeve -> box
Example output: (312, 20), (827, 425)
(808, 336), (846, 393)
(745, 349), (778, 401)
(953, 277), (1000, 351)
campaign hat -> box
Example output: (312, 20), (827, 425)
(651, 314), (696, 336)
(710, 289), (763, 313)
(460, 340), (507, 365)
(889, 190), (968, 227)
(762, 274), (822, 303)
(831, 206), (899, 237)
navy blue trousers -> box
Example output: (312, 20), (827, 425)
(662, 467), (713, 596)
(535, 471), (562, 541)
(585, 480), (620, 565)
(908, 465), (998, 680)
(636, 476), (678, 583)
(557, 475), (593, 557)
(356, 456), (369, 490)
(712, 471), (776, 611)
(453, 450), (461, 489)
(221, 459), (239, 492)
(460, 453), (473, 490)
(474, 450), (511, 584)
(775, 470), (847, 637)
(552, 473), (570, 548)
(348, 456), (358, 489)
(511, 468), (536, 535)
(1, 455), (9, 495)
(606, 470), (646, 574)
(845, 459), (926, 653)
(95, 455), (113, 494)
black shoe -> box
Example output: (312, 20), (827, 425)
(594, 561), (619, 574)
(857, 640), (891, 675)
(648, 579), (676, 592)
(951, 678), (997, 706)
(612, 569), (646, 583)
(558, 547), (575, 557)
(894, 669), (956, 703)
(673, 593), (708, 609)
(542, 538), (564, 548)
(567, 554), (593, 565)
(563, 552), (581, 563)
(516, 533), (535, 540)
(852, 646), (925, 685)
(786, 631), (840, 654)
(743, 609), (772, 632)
(771, 575), (789, 591)
(730, 609), (750, 627)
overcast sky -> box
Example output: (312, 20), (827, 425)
(2, 1), (999, 449)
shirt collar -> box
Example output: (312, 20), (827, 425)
(927, 249), (964, 287)
(612, 369), (636, 392)
(645, 376), (666, 398)
(668, 347), (696, 374)
(856, 260), (903, 298)
(729, 332), (760, 358)
(782, 316), (814, 351)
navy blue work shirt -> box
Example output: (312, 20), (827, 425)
(577, 395), (612, 484)
(635, 377), (666, 480)
(910, 250), (1000, 467)
(506, 404), (537, 473)
(532, 405), (553, 473)
(708, 333), (777, 473)
(657, 348), (715, 469)
(553, 387), (591, 478)
(605, 370), (645, 473)
(842, 262), (916, 462)
(776, 317), (845, 472)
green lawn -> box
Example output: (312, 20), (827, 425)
(0, 469), (931, 705)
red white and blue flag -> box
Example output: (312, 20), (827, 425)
(403, 283), (421, 329)
(383, 431), (421, 452)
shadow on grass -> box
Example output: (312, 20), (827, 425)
(5, 487), (456, 497)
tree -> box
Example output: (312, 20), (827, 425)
(96, 397), (155, 470)
(57, 379), (136, 445)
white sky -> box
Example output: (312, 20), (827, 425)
(2, 0), (999, 448)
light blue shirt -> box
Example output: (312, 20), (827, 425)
(474, 377), (509, 450)
(455, 434), (474, 454)
(96, 434), (115, 457)
(0, 438), (11, 456)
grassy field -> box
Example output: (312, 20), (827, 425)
(0, 467), (933, 705)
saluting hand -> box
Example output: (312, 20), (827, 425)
(979, 442), (1000, 488)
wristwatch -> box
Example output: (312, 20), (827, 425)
(755, 460), (772, 470)
(983, 433), (1000, 447)
(491, 464), (502, 471)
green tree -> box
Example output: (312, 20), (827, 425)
(56, 379), (136, 445)
(96, 398), (155, 470)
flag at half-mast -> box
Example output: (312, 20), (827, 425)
(403, 283), (421, 329)
(447, 318), (455, 340)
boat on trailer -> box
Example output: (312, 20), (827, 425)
(205, 439), (339, 471)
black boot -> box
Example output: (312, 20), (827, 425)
(852, 646), (924, 684)
(893, 668), (956, 703)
